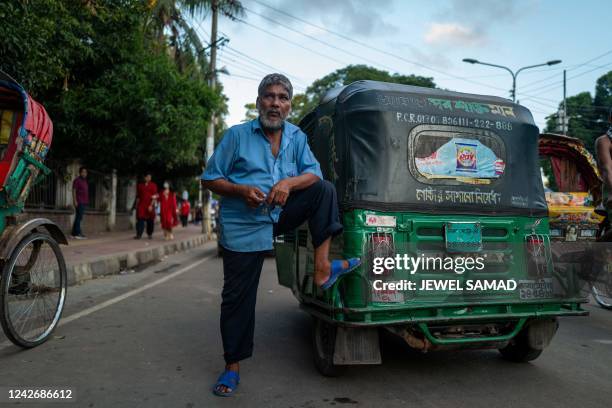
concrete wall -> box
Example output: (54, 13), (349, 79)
(23, 160), (136, 235)
(22, 209), (132, 236)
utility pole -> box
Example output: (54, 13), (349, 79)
(203, 0), (218, 238)
(563, 69), (567, 135)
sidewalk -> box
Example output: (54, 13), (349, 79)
(63, 224), (209, 285)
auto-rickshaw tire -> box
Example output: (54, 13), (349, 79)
(311, 317), (342, 377)
(498, 326), (543, 363)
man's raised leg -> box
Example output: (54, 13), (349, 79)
(274, 179), (358, 287)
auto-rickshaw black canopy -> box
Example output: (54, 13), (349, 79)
(299, 80), (548, 216)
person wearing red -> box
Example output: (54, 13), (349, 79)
(134, 173), (158, 239)
(159, 181), (178, 240)
(179, 198), (190, 227)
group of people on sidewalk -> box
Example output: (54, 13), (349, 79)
(71, 170), (193, 241)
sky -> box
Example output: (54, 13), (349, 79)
(189, 0), (610, 131)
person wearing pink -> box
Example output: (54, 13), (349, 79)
(159, 182), (178, 240)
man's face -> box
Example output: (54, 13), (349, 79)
(145, 174), (152, 183)
(257, 84), (291, 131)
(80, 169), (87, 178)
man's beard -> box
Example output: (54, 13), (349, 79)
(259, 107), (287, 131)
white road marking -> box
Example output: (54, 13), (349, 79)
(0, 254), (214, 351)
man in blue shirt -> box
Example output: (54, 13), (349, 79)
(202, 74), (359, 397)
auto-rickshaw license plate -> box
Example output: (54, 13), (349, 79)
(445, 222), (482, 253)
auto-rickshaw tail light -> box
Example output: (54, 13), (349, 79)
(524, 234), (553, 276)
(368, 233), (395, 277)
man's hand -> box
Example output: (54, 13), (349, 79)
(241, 185), (266, 208)
(267, 179), (292, 207)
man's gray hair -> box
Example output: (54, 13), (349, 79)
(258, 73), (293, 100)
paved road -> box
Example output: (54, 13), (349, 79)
(1, 243), (611, 408)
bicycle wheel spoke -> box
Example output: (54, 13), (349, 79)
(3, 234), (66, 345)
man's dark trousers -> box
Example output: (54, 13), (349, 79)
(220, 179), (343, 364)
(136, 218), (155, 238)
(71, 204), (86, 236)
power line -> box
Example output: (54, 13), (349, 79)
(243, 6), (423, 78)
(187, 15), (309, 89)
(519, 60), (612, 98)
(246, 0), (587, 106)
(223, 45), (310, 88)
(217, 56), (269, 78)
(219, 49), (269, 74)
(236, 17), (351, 66)
(520, 49), (612, 91)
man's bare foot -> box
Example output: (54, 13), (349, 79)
(214, 362), (239, 394)
(314, 260), (348, 287)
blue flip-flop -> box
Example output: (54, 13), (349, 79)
(212, 370), (240, 397)
(321, 258), (361, 290)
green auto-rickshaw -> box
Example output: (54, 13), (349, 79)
(274, 81), (588, 376)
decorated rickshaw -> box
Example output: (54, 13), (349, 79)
(0, 70), (67, 348)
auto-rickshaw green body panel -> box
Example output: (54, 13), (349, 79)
(275, 81), (587, 360)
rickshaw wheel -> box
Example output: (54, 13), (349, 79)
(0, 232), (67, 348)
(312, 317), (342, 377)
(498, 328), (543, 363)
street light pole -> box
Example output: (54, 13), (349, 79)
(462, 58), (562, 103)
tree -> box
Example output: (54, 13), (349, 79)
(243, 102), (258, 122)
(288, 64), (436, 124)
(145, 0), (244, 79)
(0, 0), (224, 177)
(545, 71), (612, 153)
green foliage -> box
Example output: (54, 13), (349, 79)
(0, 0), (95, 96)
(545, 71), (612, 153)
(288, 64), (436, 124)
(0, 0), (224, 177)
(242, 102), (258, 122)
(54, 51), (219, 173)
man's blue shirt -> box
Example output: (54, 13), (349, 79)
(202, 119), (322, 252)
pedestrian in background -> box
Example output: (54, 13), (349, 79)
(159, 181), (178, 240)
(180, 198), (190, 227)
(71, 166), (88, 239)
(134, 173), (158, 239)
(194, 202), (203, 225)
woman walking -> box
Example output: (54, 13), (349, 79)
(179, 198), (190, 227)
(159, 182), (178, 240)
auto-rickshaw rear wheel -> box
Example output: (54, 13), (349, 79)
(312, 317), (342, 376)
(498, 323), (544, 363)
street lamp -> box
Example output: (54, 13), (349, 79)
(462, 58), (562, 103)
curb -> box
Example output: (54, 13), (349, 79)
(65, 234), (209, 286)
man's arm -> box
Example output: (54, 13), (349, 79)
(202, 179), (265, 208)
(266, 173), (319, 206)
(596, 136), (612, 191)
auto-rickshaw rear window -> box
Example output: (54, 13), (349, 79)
(409, 126), (506, 186)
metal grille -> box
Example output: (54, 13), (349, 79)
(116, 177), (131, 213)
(25, 160), (66, 209)
(86, 169), (110, 212)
